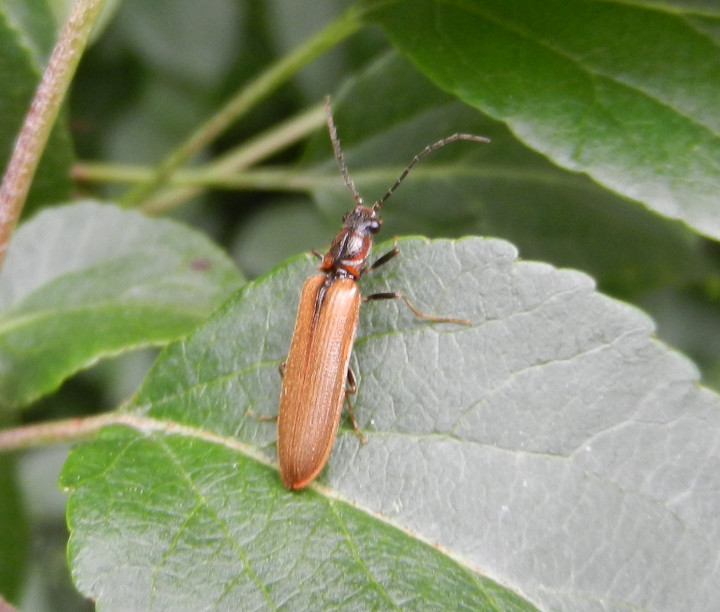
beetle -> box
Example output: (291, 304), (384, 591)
(277, 98), (489, 489)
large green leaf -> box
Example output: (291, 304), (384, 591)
(0, 201), (243, 409)
(61, 238), (720, 611)
(0, 0), (74, 211)
(359, 0), (720, 241)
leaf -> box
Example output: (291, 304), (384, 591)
(359, 0), (720, 241)
(0, 201), (243, 409)
(301, 52), (713, 298)
(0, 1), (74, 211)
(61, 238), (720, 611)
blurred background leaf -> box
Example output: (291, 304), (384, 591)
(0, 201), (243, 409)
(360, 0), (720, 240)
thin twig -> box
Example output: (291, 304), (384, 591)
(0, 412), (268, 464)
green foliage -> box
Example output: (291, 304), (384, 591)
(0, 201), (243, 408)
(360, 0), (720, 240)
(0, 1), (718, 611)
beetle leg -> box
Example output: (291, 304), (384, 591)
(367, 238), (399, 272)
(365, 291), (471, 325)
(344, 367), (367, 445)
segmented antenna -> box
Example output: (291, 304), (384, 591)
(324, 96), (363, 206)
(373, 132), (490, 211)
(324, 96), (490, 211)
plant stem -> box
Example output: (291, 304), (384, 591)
(72, 103), (328, 208)
(120, 8), (362, 208)
(0, 414), (121, 451)
(0, 413), (269, 464)
(0, 0), (105, 271)
(140, 101), (326, 214)
(72, 163), (495, 194)
(73, 165), (331, 192)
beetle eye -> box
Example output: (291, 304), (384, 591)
(369, 219), (381, 233)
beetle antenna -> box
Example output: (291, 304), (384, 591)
(324, 96), (363, 207)
(373, 133), (490, 211)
